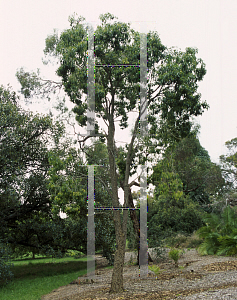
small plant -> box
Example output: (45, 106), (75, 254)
(148, 264), (160, 275)
(66, 250), (82, 259)
(168, 248), (185, 267)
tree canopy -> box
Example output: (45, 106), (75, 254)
(0, 85), (116, 264)
(151, 134), (225, 212)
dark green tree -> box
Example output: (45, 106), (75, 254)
(48, 139), (117, 264)
(148, 171), (204, 242)
(218, 137), (237, 210)
(151, 135), (225, 213)
(0, 85), (80, 259)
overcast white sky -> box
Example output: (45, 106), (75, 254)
(1, 0), (237, 165)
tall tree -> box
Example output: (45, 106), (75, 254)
(0, 84), (66, 255)
(151, 135), (225, 213)
(218, 137), (237, 209)
(16, 13), (209, 293)
(0, 85), (115, 261)
(48, 139), (117, 264)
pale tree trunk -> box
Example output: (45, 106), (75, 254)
(107, 107), (128, 293)
(122, 184), (153, 265)
(128, 193), (153, 265)
(110, 219), (127, 293)
(107, 98), (140, 293)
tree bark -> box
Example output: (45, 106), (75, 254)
(126, 186), (153, 265)
(107, 105), (127, 293)
(107, 100), (140, 293)
(109, 227), (126, 293)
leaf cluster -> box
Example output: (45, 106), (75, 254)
(197, 206), (237, 256)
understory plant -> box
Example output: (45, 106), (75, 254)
(197, 206), (237, 256)
(168, 248), (185, 267)
(148, 264), (161, 275)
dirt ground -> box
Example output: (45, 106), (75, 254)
(41, 249), (237, 300)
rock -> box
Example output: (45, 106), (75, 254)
(148, 269), (156, 277)
(70, 278), (94, 284)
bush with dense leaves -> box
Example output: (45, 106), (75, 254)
(148, 172), (204, 241)
(197, 205), (237, 256)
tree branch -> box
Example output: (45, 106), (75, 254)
(129, 180), (140, 188)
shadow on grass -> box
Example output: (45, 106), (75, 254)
(12, 260), (88, 279)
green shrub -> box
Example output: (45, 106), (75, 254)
(148, 189), (204, 242)
(197, 206), (237, 256)
(217, 230), (237, 256)
(148, 264), (161, 275)
(65, 250), (82, 258)
(168, 248), (184, 267)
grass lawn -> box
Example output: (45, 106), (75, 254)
(0, 255), (113, 300)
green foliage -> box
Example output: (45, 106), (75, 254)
(24, 12), (210, 149)
(0, 85), (103, 267)
(148, 170), (204, 239)
(15, 67), (42, 98)
(47, 146), (87, 217)
(148, 264), (161, 275)
(151, 135), (225, 212)
(219, 137), (237, 209)
(164, 233), (188, 248)
(217, 230), (237, 256)
(125, 213), (137, 251)
(47, 139), (117, 264)
(95, 213), (116, 265)
(65, 249), (82, 259)
(0, 85), (67, 257)
(197, 206), (237, 256)
(168, 248), (184, 267)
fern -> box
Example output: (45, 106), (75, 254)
(217, 229), (237, 256)
(197, 206), (237, 256)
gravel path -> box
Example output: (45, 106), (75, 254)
(180, 287), (237, 300)
(125, 248), (237, 299)
(42, 248), (237, 299)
